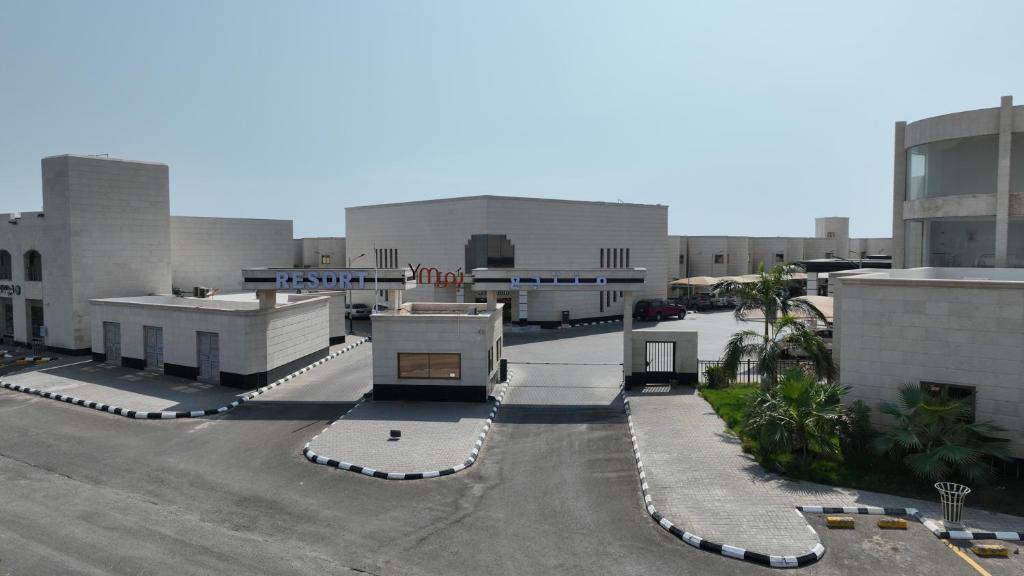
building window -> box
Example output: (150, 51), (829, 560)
(398, 353), (461, 379)
(774, 253), (785, 263)
(921, 381), (976, 423)
(905, 217), (997, 267)
(465, 235), (515, 270)
(320, 254), (331, 265)
(678, 254), (685, 265)
(488, 346), (493, 374)
(24, 250), (41, 282)
(907, 135), (999, 200)
(375, 248), (398, 269)
(0, 250), (10, 280)
(713, 253), (725, 264)
(826, 231), (835, 239)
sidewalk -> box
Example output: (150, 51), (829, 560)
(626, 385), (1024, 561)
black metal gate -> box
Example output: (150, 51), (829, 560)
(645, 341), (675, 383)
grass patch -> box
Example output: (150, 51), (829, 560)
(699, 384), (1024, 518)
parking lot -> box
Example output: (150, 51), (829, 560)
(0, 315), (1019, 575)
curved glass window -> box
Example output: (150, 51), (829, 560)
(1011, 133), (1024, 194)
(907, 135), (999, 200)
(1008, 218), (1024, 268)
(904, 217), (996, 268)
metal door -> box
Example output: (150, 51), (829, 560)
(144, 326), (163, 371)
(196, 331), (219, 384)
(645, 341), (675, 383)
(103, 322), (121, 365)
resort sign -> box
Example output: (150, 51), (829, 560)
(470, 268), (647, 292)
(241, 268), (416, 291)
(408, 263), (465, 290)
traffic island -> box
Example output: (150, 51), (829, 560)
(303, 381), (508, 480)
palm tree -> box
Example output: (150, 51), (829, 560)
(744, 369), (849, 462)
(714, 264), (826, 341)
(874, 384), (1010, 482)
(721, 314), (835, 388)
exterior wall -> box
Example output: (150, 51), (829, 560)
(833, 271), (1024, 458)
(346, 196), (667, 323)
(294, 237), (346, 268)
(630, 329), (698, 383)
(370, 303), (502, 401)
(287, 291), (347, 343)
(894, 96), (1024, 268)
(45, 155), (172, 352)
(90, 297), (328, 388)
(171, 216), (293, 291)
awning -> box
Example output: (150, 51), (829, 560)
(669, 276), (719, 287)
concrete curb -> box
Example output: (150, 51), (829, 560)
(0, 339), (368, 419)
(622, 390), (826, 569)
(302, 375), (510, 480)
(798, 506), (1024, 542)
(565, 318), (623, 328)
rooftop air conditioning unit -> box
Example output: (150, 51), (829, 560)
(193, 286), (210, 298)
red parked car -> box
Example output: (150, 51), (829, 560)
(633, 299), (686, 321)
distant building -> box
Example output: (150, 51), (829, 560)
(669, 217), (890, 279)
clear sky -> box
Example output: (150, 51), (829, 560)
(2, 1), (1022, 238)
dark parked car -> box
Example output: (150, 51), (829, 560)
(345, 303), (371, 319)
(633, 299), (686, 321)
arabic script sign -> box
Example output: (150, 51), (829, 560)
(0, 283), (21, 297)
(510, 273), (607, 290)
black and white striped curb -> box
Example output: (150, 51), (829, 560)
(302, 376), (510, 480)
(565, 318), (623, 328)
(798, 506), (1024, 542)
(0, 339), (368, 420)
(623, 391), (826, 568)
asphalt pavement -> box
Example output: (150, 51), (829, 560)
(0, 317), (1002, 575)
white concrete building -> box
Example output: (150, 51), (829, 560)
(345, 196), (669, 326)
(833, 268), (1024, 458)
(669, 217), (890, 281)
(90, 294), (328, 388)
(0, 155), (294, 355)
(371, 302), (503, 401)
(892, 95), (1024, 269)
(293, 237), (346, 268)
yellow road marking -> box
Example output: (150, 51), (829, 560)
(944, 540), (993, 576)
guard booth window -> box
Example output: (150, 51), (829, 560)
(398, 353), (461, 379)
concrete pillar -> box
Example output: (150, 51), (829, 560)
(995, 95), (1013, 267)
(257, 289), (276, 310)
(623, 290), (634, 389)
(388, 289), (402, 309)
(891, 121), (907, 268)
(486, 290), (497, 311)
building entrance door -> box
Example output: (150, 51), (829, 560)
(144, 326), (164, 372)
(103, 321), (121, 365)
(645, 341), (675, 383)
(197, 331), (220, 384)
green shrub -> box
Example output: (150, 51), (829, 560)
(841, 400), (875, 463)
(874, 384), (1010, 482)
(703, 364), (730, 389)
(743, 369), (849, 461)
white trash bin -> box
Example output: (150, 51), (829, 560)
(935, 482), (971, 525)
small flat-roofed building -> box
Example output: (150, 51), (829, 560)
(833, 267), (1024, 458)
(371, 302), (503, 402)
(90, 294), (329, 389)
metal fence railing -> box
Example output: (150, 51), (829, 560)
(697, 359), (812, 385)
